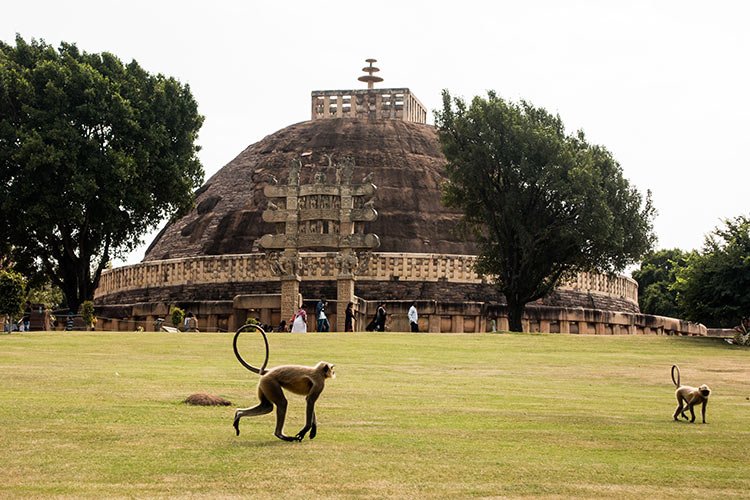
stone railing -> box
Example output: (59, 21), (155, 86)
(311, 88), (427, 124)
(96, 252), (638, 307)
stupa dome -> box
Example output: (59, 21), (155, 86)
(144, 118), (471, 260)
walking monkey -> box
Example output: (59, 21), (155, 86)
(232, 324), (335, 441)
(672, 365), (710, 423)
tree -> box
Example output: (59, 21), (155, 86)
(436, 91), (655, 332)
(0, 35), (204, 311)
(674, 216), (750, 327)
(632, 248), (690, 317)
(0, 269), (26, 331)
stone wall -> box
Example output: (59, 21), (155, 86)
(92, 298), (704, 337)
(96, 252), (639, 312)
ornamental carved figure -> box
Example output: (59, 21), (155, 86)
(335, 252), (359, 275)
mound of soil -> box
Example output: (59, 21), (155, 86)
(184, 393), (232, 406)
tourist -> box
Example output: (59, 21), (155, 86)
(22, 301), (31, 332)
(316, 298), (330, 332)
(375, 302), (387, 332)
(345, 302), (355, 332)
(184, 311), (199, 332)
(291, 307), (307, 333)
(408, 302), (419, 332)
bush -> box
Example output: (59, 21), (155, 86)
(170, 306), (185, 328)
(79, 300), (95, 328)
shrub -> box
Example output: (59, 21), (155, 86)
(170, 306), (185, 328)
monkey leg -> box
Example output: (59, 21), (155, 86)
(673, 401), (685, 421)
(272, 398), (301, 442)
(295, 394), (320, 441)
(233, 391), (273, 436)
(687, 403), (696, 423)
(259, 379), (299, 442)
(309, 411), (317, 440)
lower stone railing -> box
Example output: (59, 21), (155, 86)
(96, 252), (638, 307)
(91, 297), (704, 336)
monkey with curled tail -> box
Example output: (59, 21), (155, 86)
(232, 324), (335, 441)
(671, 365), (710, 424)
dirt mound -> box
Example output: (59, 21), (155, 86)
(184, 393), (232, 406)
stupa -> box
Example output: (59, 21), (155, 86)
(94, 61), (704, 336)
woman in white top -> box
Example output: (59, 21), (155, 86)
(291, 308), (307, 333)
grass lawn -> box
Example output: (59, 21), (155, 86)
(1, 331), (749, 498)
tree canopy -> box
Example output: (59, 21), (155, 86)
(674, 215), (750, 327)
(436, 90), (655, 331)
(0, 269), (26, 327)
(0, 35), (204, 311)
(632, 248), (690, 318)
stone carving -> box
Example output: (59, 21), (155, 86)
(355, 251), (373, 275)
(288, 159), (301, 186)
(266, 251), (285, 276)
(335, 252), (359, 276)
(337, 156), (354, 185)
(276, 252), (301, 276)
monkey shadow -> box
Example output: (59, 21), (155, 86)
(229, 437), (301, 449)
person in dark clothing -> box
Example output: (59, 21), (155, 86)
(316, 298), (330, 332)
(374, 302), (386, 332)
(22, 301), (32, 332)
(345, 302), (355, 332)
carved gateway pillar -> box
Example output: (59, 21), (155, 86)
(259, 155), (379, 331)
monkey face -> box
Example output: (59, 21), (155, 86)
(327, 364), (336, 379)
(699, 385), (711, 398)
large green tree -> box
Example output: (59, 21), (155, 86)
(632, 248), (690, 317)
(0, 269), (26, 330)
(674, 215), (750, 327)
(0, 35), (204, 311)
(436, 91), (655, 331)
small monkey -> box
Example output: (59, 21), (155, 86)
(671, 365), (710, 424)
(232, 324), (335, 441)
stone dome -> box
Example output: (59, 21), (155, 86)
(144, 118), (473, 261)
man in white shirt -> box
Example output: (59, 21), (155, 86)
(408, 302), (419, 332)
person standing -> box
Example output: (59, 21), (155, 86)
(291, 307), (307, 333)
(408, 302), (419, 332)
(22, 301), (32, 332)
(375, 302), (387, 332)
(345, 302), (355, 332)
(316, 298), (330, 332)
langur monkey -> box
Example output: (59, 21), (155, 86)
(672, 365), (710, 424)
(232, 324), (335, 441)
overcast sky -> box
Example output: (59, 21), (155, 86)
(5, 1), (749, 266)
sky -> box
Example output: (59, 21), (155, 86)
(4, 1), (749, 266)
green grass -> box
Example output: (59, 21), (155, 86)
(1, 331), (749, 498)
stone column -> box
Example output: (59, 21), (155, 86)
(280, 276), (301, 327)
(336, 276), (354, 332)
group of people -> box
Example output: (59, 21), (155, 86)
(290, 298), (337, 333)
(286, 299), (421, 333)
(183, 312), (199, 332)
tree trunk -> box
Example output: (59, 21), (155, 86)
(506, 301), (526, 333)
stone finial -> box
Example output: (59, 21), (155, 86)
(358, 58), (384, 89)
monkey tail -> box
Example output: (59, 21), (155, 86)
(233, 323), (270, 375)
(671, 365), (680, 387)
